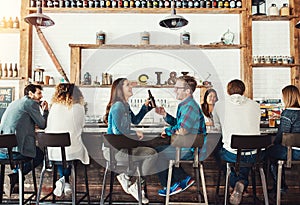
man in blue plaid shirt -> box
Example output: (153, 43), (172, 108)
(155, 75), (206, 196)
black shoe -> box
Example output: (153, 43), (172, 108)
(4, 173), (18, 197)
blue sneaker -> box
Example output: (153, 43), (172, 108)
(158, 182), (182, 196)
(180, 176), (195, 192)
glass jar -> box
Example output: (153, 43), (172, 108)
(268, 4), (279, 16)
(280, 3), (289, 16)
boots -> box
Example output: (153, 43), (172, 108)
(269, 163), (288, 193)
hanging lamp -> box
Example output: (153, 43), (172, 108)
(159, 0), (188, 30)
(24, 3), (70, 83)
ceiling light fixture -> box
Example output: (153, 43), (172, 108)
(24, 4), (69, 83)
(296, 21), (300, 29)
(159, 0), (188, 30)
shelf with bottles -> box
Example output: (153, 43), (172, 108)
(251, 15), (298, 21)
(27, 7), (245, 14)
(77, 84), (211, 88)
(251, 63), (300, 67)
(69, 43), (246, 49)
(0, 28), (20, 33)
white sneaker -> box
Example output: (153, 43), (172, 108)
(117, 173), (131, 194)
(53, 176), (65, 197)
(64, 182), (72, 196)
(128, 182), (149, 204)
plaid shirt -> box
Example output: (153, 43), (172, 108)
(164, 96), (206, 137)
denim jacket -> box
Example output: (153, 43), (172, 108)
(275, 108), (300, 144)
(107, 101), (151, 135)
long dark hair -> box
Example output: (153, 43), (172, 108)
(201, 89), (218, 118)
(103, 78), (127, 124)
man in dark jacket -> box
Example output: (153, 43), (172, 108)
(0, 84), (48, 197)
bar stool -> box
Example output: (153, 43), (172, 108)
(165, 133), (208, 205)
(0, 133), (37, 205)
(36, 132), (90, 205)
(276, 133), (300, 205)
(100, 134), (145, 205)
(221, 134), (272, 205)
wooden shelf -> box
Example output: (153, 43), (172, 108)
(0, 77), (24, 80)
(251, 15), (298, 21)
(0, 28), (19, 33)
(28, 7), (245, 14)
(78, 84), (211, 88)
(252, 63), (300, 67)
(69, 43), (246, 49)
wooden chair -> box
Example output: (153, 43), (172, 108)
(276, 133), (300, 205)
(100, 134), (145, 205)
(0, 133), (37, 205)
(165, 133), (213, 205)
(36, 132), (90, 205)
(223, 134), (272, 205)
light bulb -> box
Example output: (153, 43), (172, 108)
(171, 19), (177, 26)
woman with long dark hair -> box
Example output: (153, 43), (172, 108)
(201, 88), (219, 133)
(103, 78), (157, 204)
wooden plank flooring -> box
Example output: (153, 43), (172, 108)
(2, 157), (300, 204)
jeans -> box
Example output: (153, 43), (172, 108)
(155, 145), (194, 187)
(57, 165), (72, 182)
(219, 148), (260, 188)
(0, 147), (44, 175)
(267, 144), (300, 161)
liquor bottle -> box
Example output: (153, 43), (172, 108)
(199, 0), (205, 8)
(94, 0), (100, 7)
(3, 63), (8, 77)
(188, 0), (194, 8)
(217, 0), (223, 8)
(212, 0), (217, 8)
(123, 0), (129, 8)
(223, 0), (230, 8)
(141, 0), (147, 8)
(0, 17), (7, 28)
(65, 0), (71, 7)
(8, 63), (13, 77)
(175, 0), (182, 8)
(229, 0), (235, 8)
(194, 0), (200, 8)
(47, 0), (54, 7)
(88, 0), (94, 7)
(152, 0), (158, 8)
(53, 0), (59, 7)
(147, 0), (153, 8)
(106, 0), (112, 8)
(129, 0), (135, 8)
(164, 0), (170, 8)
(12, 17), (19, 29)
(42, 0), (48, 7)
(77, 0), (84, 7)
(83, 0), (89, 7)
(206, 0), (211, 8)
(0, 63), (2, 78)
(158, 0), (164, 8)
(13, 64), (18, 77)
(135, 0), (141, 8)
(148, 90), (156, 108)
(182, 0), (188, 8)
(118, 0), (123, 8)
(235, 0), (241, 8)
(30, 0), (37, 7)
(8, 17), (13, 28)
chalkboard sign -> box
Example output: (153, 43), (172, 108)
(0, 87), (14, 121)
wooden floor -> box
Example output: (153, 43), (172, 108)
(2, 156), (300, 205)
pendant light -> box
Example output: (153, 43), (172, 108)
(296, 21), (300, 29)
(159, 0), (188, 30)
(24, 2), (70, 83)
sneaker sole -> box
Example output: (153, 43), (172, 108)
(181, 179), (195, 192)
(229, 181), (244, 205)
(158, 187), (183, 197)
(53, 180), (64, 197)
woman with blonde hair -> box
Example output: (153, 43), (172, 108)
(267, 85), (300, 193)
(45, 83), (89, 197)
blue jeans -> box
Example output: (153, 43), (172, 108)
(155, 145), (194, 187)
(267, 144), (300, 161)
(0, 147), (44, 175)
(219, 148), (262, 188)
(57, 165), (72, 182)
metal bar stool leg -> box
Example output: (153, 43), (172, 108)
(36, 164), (46, 205)
(18, 168), (24, 205)
(71, 164), (76, 205)
(194, 166), (202, 202)
(224, 163), (231, 205)
(136, 165), (142, 205)
(259, 167), (269, 205)
(199, 162), (208, 205)
(165, 159), (174, 205)
(0, 165), (5, 203)
(277, 161), (284, 205)
(100, 162), (109, 205)
(84, 164), (90, 204)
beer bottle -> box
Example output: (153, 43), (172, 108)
(8, 17), (13, 29)
(0, 63), (2, 78)
(13, 64), (18, 77)
(3, 63), (8, 77)
(8, 63), (13, 77)
(148, 90), (156, 108)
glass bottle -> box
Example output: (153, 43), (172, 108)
(223, 0), (229, 8)
(135, 0), (141, 8)
(152, 0), (158, 8)
(53, 0), (59, 7)
(199, 0), (205, 8)
(182, 0), (188, 8)
(129, 0), (135, 7)
(30, 0), (37, 7)
(123, 0), (129, 7)
(13, 64), (18, 77)
(13, 17), (19, 29)
(218, 0), (223, 8)
(229, 0), (235, 8)
(0, 63), (2, 78)
(235, 0), (241, 8)
(268, 4), (279, 16)
(8, 63), (13, 77)
(8, 17), (13, 28)
(3, 63), (8, 77)
(147, 0), (153, 8)
(211, 0), (217, 8)
(188, 0), (194, 8)
(164, 0), (170, 8)
(88, 0), (94, 7)
(206, 0), (211, 8)
(280, 3), (289, 16)
(194, 0), (200, 8)
(106, 0), (112, 8)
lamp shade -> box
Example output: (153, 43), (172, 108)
(159, 0), (188, 30)
(24, 7), (55, 27)
(296, 21), (300, 29)
(159, 14), (188, 30)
